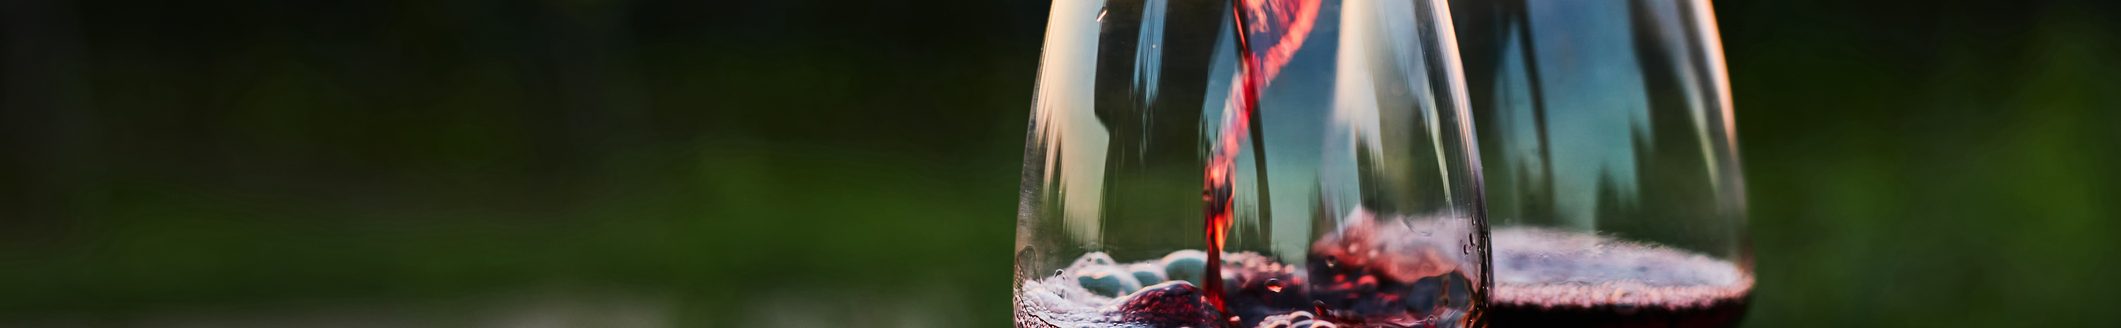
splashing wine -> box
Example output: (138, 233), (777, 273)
(1203, 0), (1323, 315)
(1016, 212), (1480, 328)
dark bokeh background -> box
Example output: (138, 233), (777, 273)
(2, 0), (2116, 326)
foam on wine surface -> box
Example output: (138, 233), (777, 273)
(1488, 228), (1752, 327)
(1015, 213), (1481, 328)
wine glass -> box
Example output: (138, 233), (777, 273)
(1012, 0), (1490, 327)
(1448, 0), (1751, 326)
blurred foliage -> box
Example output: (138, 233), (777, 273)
(1724, 0), (2121, 326)
(1, 0), (1042, 326)
(0, 0), (2116, 326)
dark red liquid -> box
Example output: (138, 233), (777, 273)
(1015, 213), (1480, 328)
(1487, 228), (1753, 327)
(1224, 217), (1480, 327)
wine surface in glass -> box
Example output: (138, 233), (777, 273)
(1015, 212), (1481, 328)
(1486, 228), (1751, 327)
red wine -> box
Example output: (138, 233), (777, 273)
(1203, 0), (1320, 314)
(1015, 212), (1481, 328)
(1487, 228), (1753, 327)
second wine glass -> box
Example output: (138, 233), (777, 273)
(1450, 0), (1752, 326)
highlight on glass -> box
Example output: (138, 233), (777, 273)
(1012, 0), (1490, 327)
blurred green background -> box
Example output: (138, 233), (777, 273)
(1, 0), (2116, 326)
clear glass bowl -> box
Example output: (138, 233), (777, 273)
(1013, 0), (1489, 327)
